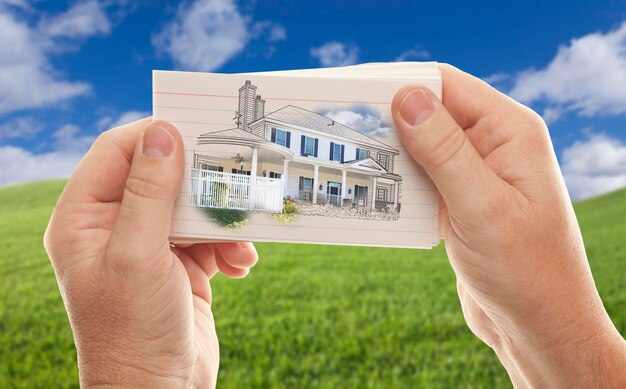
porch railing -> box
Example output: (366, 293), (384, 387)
(189, 168), (283, 212)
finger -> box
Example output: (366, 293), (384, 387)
(45, 118), (151, 271)
(105, 121), (184, 269)
(183, 244), (220, 279)
(172, 247), (212, 304)
(391, 86), (507, 219)
(438, 64), (505, 129)
(61, 117), (151, 204)
(215, 242), (258, 269)
(215, 249), (250, 279)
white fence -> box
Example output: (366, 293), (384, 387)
(189, 168), (284, 213)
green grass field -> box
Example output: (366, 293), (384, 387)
(0, 180), (624, 388)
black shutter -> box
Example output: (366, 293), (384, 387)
(329, 142), (334, 160)
(356, 147), (360, 160)
(286, 131), (291, 148)
(298, 176), (304, 190)
(271, 128), (276, 142)
(341, 144), (345, 163)
(314, 138), (319, 157)
(300, 135), (305, 155)
(218, 166), (223, 172)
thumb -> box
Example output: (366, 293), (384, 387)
(391, 86), (504, 217)
(107, 120), (184, 266)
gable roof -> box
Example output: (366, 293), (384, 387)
(256, 105), (398, 153)
(197, 128), (265, 144)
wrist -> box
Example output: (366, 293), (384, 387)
(78, 351), (193, 388)
(493, 308), (626, 387)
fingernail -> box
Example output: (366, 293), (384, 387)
(398, 89), (435, 127)
(142, 124), (174, 158)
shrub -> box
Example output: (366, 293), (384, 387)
(283, 201), (297, 215)
(202, 207), (249, 229)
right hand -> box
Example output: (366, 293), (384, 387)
(392, 64), (626, 387)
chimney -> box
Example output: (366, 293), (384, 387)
(237, 80), (257, 131)
(254, 94), (265, 121)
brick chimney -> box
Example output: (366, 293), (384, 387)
(237, 80), (257, 131)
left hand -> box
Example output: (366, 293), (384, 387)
(44, 118), (257, 388)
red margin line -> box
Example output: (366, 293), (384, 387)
(154, 91), (391, 105)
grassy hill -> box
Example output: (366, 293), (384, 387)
(0, 180), (624, 388)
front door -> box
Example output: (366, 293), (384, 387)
(327, 181), (341, 205)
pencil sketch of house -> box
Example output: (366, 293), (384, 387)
(189, 80), (402, 219)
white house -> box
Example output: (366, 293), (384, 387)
(190, 80), (402, 215)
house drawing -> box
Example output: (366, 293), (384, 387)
(189, 80), (402, 218)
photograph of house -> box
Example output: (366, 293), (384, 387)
(189, 80), (402, 219)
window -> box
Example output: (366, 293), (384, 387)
(354, 185), (369, 206)
(299, 177), (313, 192)
(330, 142), (344, 162)
(201, 164), (223, 172)
(377, 153), (389, 169)
(377, 187), (388, 201)
(232, 168), (250, 175)
(269, 171), (282, 179)
(356, 148), (369, 159)
(304, 137), (315, 155)
(271, 128), (290, 147)
(301, 135), (317, 156)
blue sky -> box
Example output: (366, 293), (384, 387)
(1, 0), (625, 199)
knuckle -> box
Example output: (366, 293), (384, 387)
(124, 175), (168, 201)
(423, 129), (467, 171)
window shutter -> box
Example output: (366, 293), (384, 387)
(314, 138), (319, 157)
(356, 147), (360, 160)
(329, 142), (334, 160)
(218, 166), (223, 172)
(298, 176), (304, 190)
(286, 131), (291, 148)
(341, 144), (345, 162)
(271, 128), (276, 142)
(300, 135), (305, 155)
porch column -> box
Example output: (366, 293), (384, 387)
(394, 180), (399, 207)
(371, 176), (378, 210)
(313, 164), (319, 204)
(280, 159), (289, 197)
(249, 147), (258, 210)
(341, 169), (347, 205)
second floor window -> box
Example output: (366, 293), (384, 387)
(271, 128), (290, 147)
(378, 153), (389, 170)
(330, 142), (344, 162)
(301, 135), (318, 157)
(356, 148), (369, 160)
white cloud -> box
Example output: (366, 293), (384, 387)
(52, 124), (96, 151)
(310, 41), (359, 67)
(153, 0), (285, 71)
(38, 0), (110, 39)
(0, 2), (119, 114)
(268, 24), (286, 42)
(395, 47), (430, 62)
(0, 145), (85, 186)
(481, 72), (511, 85)
(0, 10), (91, 114)
(562, 133), (626, 200)
(508, 22), (626, 118)
(324, 110), (391, 138)
(0, 122), (96, 186)
(97, 110), (149, 131)
(0, 117), (42, 141)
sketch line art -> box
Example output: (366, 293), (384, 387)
(188, 80), (403, 221)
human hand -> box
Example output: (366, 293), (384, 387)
(44, 119), (257, 388)
(392, 65), (626, 387)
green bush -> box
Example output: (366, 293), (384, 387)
(283, 201), (297, 214)
(203, 207), (249, 229)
